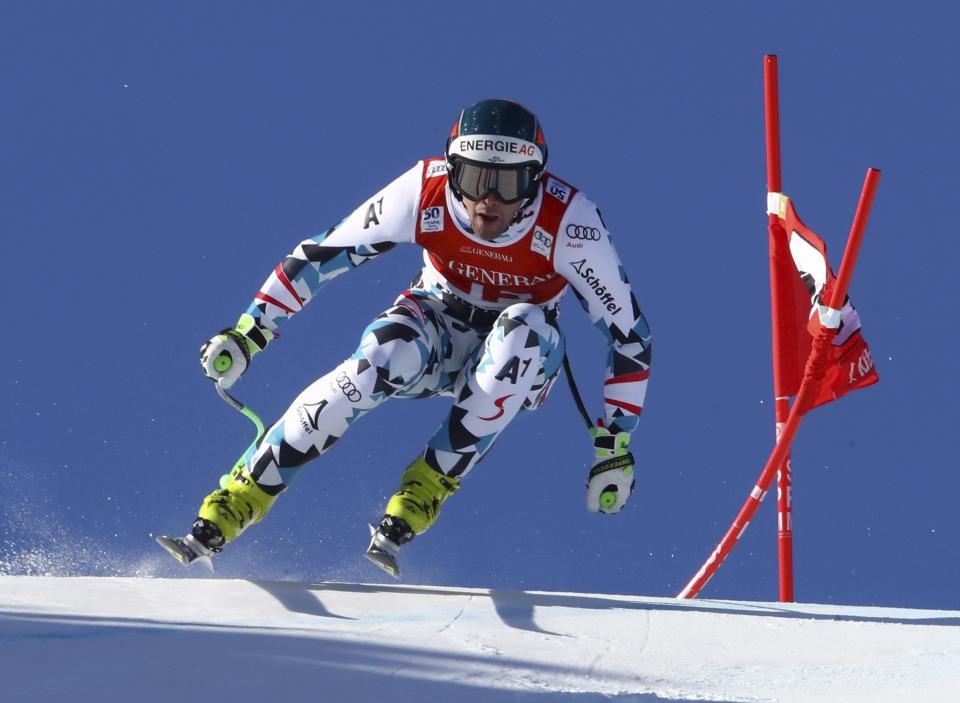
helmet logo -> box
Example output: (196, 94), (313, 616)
(451, 135), (543, 165)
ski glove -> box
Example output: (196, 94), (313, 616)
(199, 313), (273, 389)
(586, 425), (635, 514)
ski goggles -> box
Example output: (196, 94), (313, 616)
(450, 160), (539, 204)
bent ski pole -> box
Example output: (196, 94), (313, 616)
(215, 382), (265, 439)
(215, 382), (266, 487)
(213, 353), (266, 487)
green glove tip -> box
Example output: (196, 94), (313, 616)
(214, 353), (233, 373)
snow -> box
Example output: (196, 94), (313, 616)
(2, 576), (958, 702)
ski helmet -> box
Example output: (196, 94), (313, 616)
(445, 99), (547, 204)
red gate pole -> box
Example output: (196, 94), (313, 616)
(831, 169), (880, 308)
(764, 54), (795, 603)
(678, 167), (879, 599)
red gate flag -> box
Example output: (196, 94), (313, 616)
(768, 192), (879, 409)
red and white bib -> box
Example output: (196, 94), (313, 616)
(415, 159), (576, 306)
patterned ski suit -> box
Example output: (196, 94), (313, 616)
(242, 159), (652, 495)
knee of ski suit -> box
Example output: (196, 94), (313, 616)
(423, 303), (565, 478)
(354, 299), (446, 398)
(484, 303), (565, 402)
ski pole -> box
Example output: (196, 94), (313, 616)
(563, 353), (594, 430)
(212, 354), (266, 487)
(564, 353), (621, 512)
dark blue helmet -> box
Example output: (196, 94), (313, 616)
(446, 99), (547, 203)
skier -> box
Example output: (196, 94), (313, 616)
(157, 99), (652, 577)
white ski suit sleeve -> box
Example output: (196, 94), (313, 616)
(244, 162), (423, 333)
(553, 192), (652, 434)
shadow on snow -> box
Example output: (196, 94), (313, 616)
(0, 610), (725, 703)
(253, 580), (960, 629)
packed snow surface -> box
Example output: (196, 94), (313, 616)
(1, 576), (958, 702)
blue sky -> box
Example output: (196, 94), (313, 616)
(2, 2), (957, 609)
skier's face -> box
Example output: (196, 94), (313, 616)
(462, 192), (524, 241)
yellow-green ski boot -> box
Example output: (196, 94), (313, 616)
(365, 455), (460, 578)
(156, 465), (278, 570)
(197, 465), (278, 543)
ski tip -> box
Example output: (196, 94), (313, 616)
(155, 534), (215, 573)
(365, 548), (401, 579)
(365, 523), (401, 579)
(155, 535), (188, 564)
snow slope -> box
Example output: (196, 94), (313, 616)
(1, 576), (958, 702)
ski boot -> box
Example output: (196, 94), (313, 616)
(157, 465), (278, 570)
(365, 455), (460, 578)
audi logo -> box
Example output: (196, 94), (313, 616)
(335, 371), (362, 402)
(566, 224), (601, 241)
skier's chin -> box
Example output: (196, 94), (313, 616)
(473, 213), (506, 240)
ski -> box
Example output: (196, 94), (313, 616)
(155, 534), (214, 573)
(365, 524), (401, 579)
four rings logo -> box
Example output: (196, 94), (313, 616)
(335, 371), (362, 402)
(566, 224), (601, 241)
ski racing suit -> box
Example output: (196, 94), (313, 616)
(240, 159), (652, 504)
